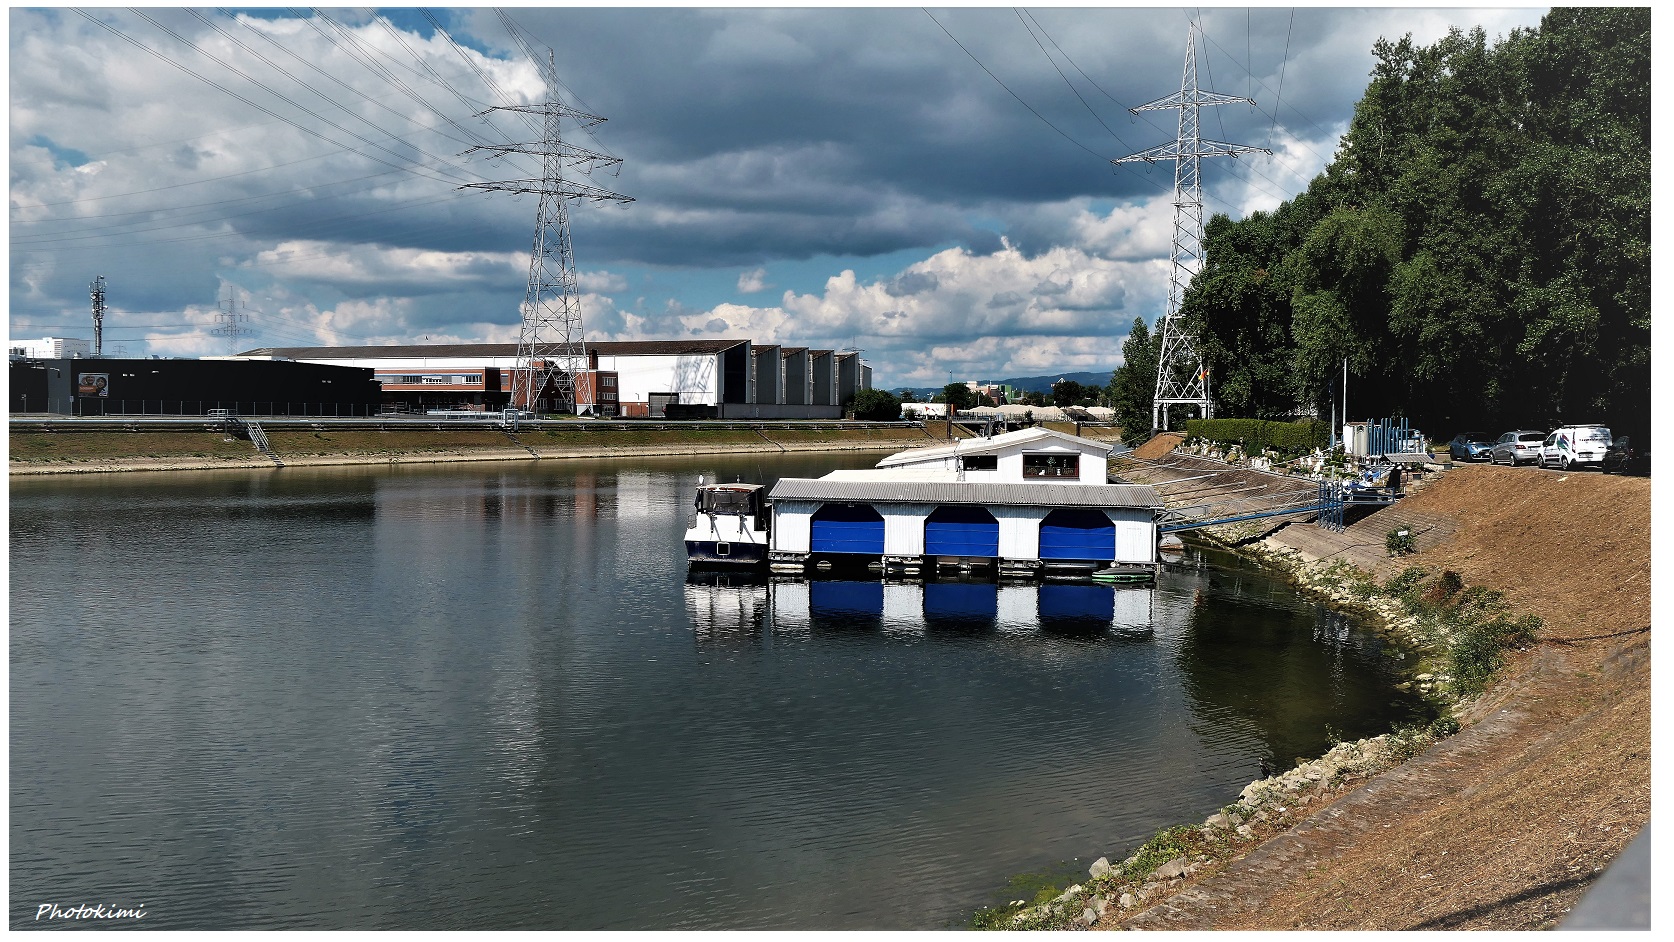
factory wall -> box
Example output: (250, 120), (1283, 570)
(20, 358), (382, 416)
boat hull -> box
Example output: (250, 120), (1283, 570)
(685, 540), (769, 566)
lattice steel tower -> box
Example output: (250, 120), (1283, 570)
(211, 287), (255, 355)
(461, 52), (632, 413)
(1112, 23), (1269, 431)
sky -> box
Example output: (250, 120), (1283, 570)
(8, 5), (1551, 389)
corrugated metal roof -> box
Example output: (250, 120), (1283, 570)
(768, 478), (1162, 509)
(240, 340), (750, 359)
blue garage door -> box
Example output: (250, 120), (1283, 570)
(810, 503), (885, 555)
(924, 506), (999, 557)
(1039, 508), (1114, 560)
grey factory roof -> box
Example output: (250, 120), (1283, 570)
(768, 478), (1162, 510)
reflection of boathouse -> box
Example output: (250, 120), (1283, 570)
(765, 427), (1163, 577)
(684, 572), (1155, 639)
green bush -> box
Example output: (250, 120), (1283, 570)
(1384, 566), (1430, 596)
(1449, 613), (1540, 698)
(1386, 528), (1417, 557)
(848, 388), (902, 421)
(1183, 418), (1330, 457)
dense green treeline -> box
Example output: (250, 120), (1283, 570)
(1110, 8), (1649, 439)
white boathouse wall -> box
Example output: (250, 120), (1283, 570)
(770, 500), (817, 553)
(770, 500), (1157, 564)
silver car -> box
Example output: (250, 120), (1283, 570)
(1489, 429), (1546, 466)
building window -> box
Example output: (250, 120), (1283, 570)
(1022, 453), (1077, 478)
(959, 454), (998, 471)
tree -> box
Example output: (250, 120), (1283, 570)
(850, 388), (901, 421)
(898, 389), (919, 403)
(1173, 8), (1647, 434)
(942, 383), (977, 412)
(1108, 318), (1161, 443)
(1051, 380), (1087, 407)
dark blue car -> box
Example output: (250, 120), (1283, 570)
(1449, 432), (1495, 462)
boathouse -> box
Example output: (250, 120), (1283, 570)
(766, 428), (1162, 577)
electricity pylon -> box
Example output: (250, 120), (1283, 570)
(460, 52), (632, 413)
(1112, 23), (1269, 431)
(211, 287), (255, 355)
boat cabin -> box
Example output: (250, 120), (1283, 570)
(873, 426), (1114, 485)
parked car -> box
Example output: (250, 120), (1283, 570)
(1539, 424), (1613, 471)
(1448, 431), (1496, 462)
(1603, 435), (1639, 474)
(1489, 429), (1546, 466)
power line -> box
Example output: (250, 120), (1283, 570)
(922, 8), (1115, 166)
(1012, 9), (1300, 208)
(73, 10), (474, 192)
(125, 9), (481, 186)
(1012, 8), (1137, 153)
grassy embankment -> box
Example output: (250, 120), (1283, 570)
(975, 459), (1649, 931)
(8, 420), (1124, 474)
(6, 423), (1004, 473)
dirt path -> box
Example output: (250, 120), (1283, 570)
(1107, 463), (1650, 930)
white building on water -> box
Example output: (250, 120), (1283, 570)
(765, 427), (1162, 577)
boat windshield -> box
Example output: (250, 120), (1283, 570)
(697, 488), (758, 514)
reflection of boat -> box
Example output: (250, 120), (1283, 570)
(685, 482), (770, 566)
(684, 569), (769, 638)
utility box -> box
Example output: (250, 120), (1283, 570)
(1343, 422), (1369, 457)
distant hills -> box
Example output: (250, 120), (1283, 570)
(892, 370), (1114, 400)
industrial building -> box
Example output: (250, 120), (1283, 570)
(10, 357), (382, 416)
(237, 340), (871, 418)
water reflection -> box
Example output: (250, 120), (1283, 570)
(12, 458), (1427, 931)
(1167, 545), (1434, 767)
(685, 574), (1158, 643)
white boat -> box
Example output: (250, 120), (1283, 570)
(685, 482), (770, 566)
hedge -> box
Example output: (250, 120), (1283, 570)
(1183, 418), (1330, 456)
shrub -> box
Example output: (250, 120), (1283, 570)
(1117, 825), (1200, 881)
(1386, 528), (1417, 557)
(1183, 418), (1330, 457)
(1384, 566), (1430, 596)
(1450, 613), (1542, 698)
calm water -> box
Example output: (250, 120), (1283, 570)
(9, 453), (1428, 929)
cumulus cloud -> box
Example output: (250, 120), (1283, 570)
(8, 6), (1550, 383)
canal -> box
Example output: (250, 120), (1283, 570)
(9, 452), (1430, 929)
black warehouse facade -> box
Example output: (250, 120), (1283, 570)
(12, 358), (383, 417)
